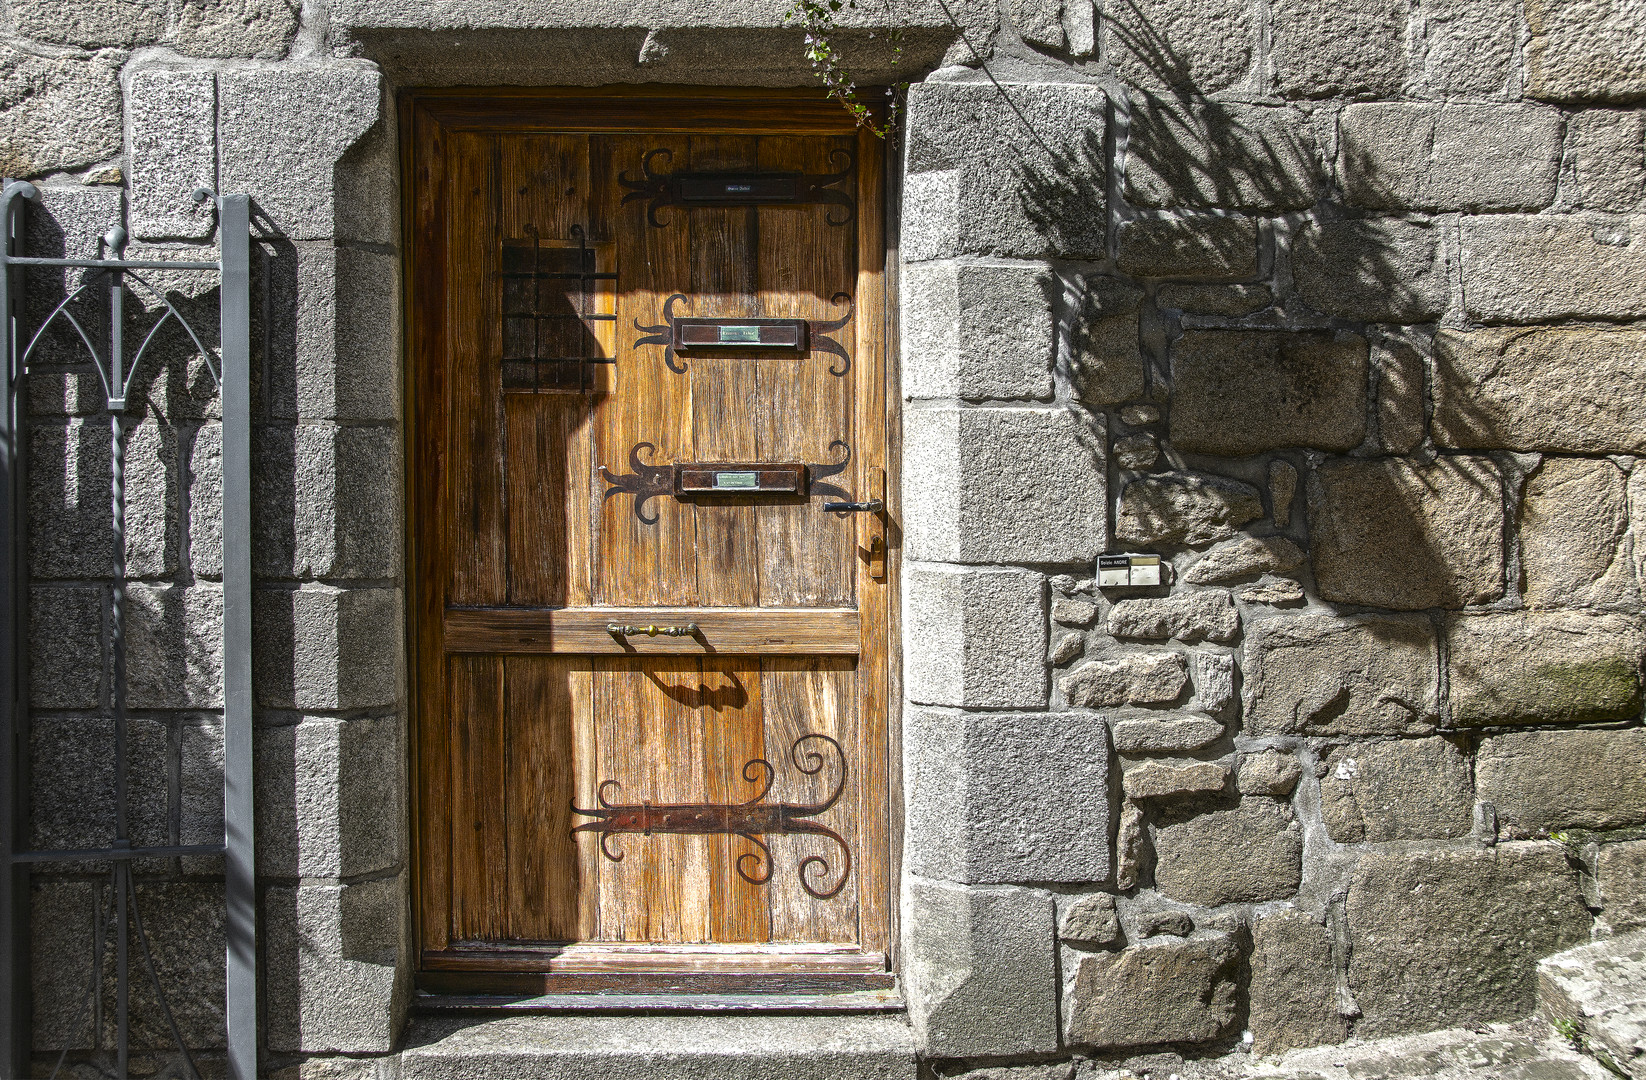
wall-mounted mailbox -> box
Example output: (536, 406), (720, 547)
(1099, 553), (1162, 588)
(675, 463), (808, 496)
(674, 318), (810, 352)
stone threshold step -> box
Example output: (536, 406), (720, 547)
(412, 989), (904, 1013)
(400, 1013), (918, 1080)
(1539, 929), (1646, 1079)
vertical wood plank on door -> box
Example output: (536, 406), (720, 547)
(763, 657), (859, 944)
(599, 135), (697, 606)
(449, 655), (509, 941)
(447, 132), (509, 606)
(755, 135), (856, 608)
(503, 656), (580, 941)
(570, 662), (599, 941)
(500, 135), (595, 607)
(851, 128), (893, 958)
(412, 103), (454, 955)
(689, 136), (761, 608)
(700, 656), (771, 943)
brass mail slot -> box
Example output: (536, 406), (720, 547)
(676, 174), (804, 205)
(675, 463), (807, 496)
(674, 318), (809, 351)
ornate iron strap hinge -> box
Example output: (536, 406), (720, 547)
(571, 733), (852, 900)
(619, 146), (856, 227)
(600, 439), (852, 524)
(633, 292), (853, 376)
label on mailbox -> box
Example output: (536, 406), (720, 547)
(712, 471), (760, 489)
(1099, 553), (1163, 588)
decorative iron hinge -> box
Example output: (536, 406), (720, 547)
(600, 440), (853, 524)
(633, 292), (853, 376)
(571, 733), (852, 900)
(618, 147), (856, 227)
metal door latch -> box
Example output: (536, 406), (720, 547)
(821, 498), (883, 513)
(606, 623), (700, 637)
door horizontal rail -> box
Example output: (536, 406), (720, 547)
(443, 607), (862, 655)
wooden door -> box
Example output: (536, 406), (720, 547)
(404, 90), (895, 994)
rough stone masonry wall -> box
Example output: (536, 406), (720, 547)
(896, 0), (1646, 1070)
(5, 0), (1646, 1075)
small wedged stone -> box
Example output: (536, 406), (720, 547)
(1244, 614), (1439, 736)
(1320, 738), (1474, 842)
(1110, 714), (1225, 754)
(1114, 433), (1159, 470)
(1136, 910), (1195, 938)
(1308, 456), (1505, 610)
(1122, 760), (1231, 800)
(1051, 597), (1097, 627)
(1237, 577), (1305, 605)
(1445, 611), (1646, 726)
(1171, 331), (1369, 456)
(1065, 934), (1241, 1048)
(1237, 750), (1302, 796)
(1185, 535), (1305, 584)
(1191, 652), (1235, 713)
(1060, 893), (1121, 946)
(1062, 653), (1189, 708)
(1050, 632), (1085, 666)
(1115, 801), (1145, 891)
(1476, 727), (1646, 834)
(1270, 461), (1298, 528)
(1116, 473), (1264, 548)
(1119, 404), (1160, 426)
(1107, 590), (1240, 644)
(1154, 799), (1303, 906)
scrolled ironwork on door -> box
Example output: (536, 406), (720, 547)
(601, 439), (853, 524)
(633, 292), (853, 376)
(0, 182), (256, 1080)
(571, 733), (852, 900)
(618, 147), (856, 227)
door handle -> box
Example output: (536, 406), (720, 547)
(822, 499), (883, 513)
(842, 468), (886, 582)
(607, 623), (700, 637)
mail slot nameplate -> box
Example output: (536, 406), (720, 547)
(674, 318), (809, 352)
(675, 463), (807, 496)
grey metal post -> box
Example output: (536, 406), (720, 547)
(0, 178), (37, 1080)
(218, 194), (256, 1080)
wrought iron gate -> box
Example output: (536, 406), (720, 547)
(0, 181), (255, 1080)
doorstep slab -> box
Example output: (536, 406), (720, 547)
(399, 1013), (917, 1080)
(1539, 930), (1646, 1076)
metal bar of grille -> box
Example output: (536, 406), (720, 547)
(1, 257), (222, 270)
(0, 177), (35, 1080)
(12, 845), (226, 863)
(219, 193), (256, 1080)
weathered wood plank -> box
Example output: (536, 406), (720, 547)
(755, 134), (856, 608)
(448, 655), (509, 942)
(503, 656), (581, 941)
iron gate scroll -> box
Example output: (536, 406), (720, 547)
(0, 183), (255, 1080)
